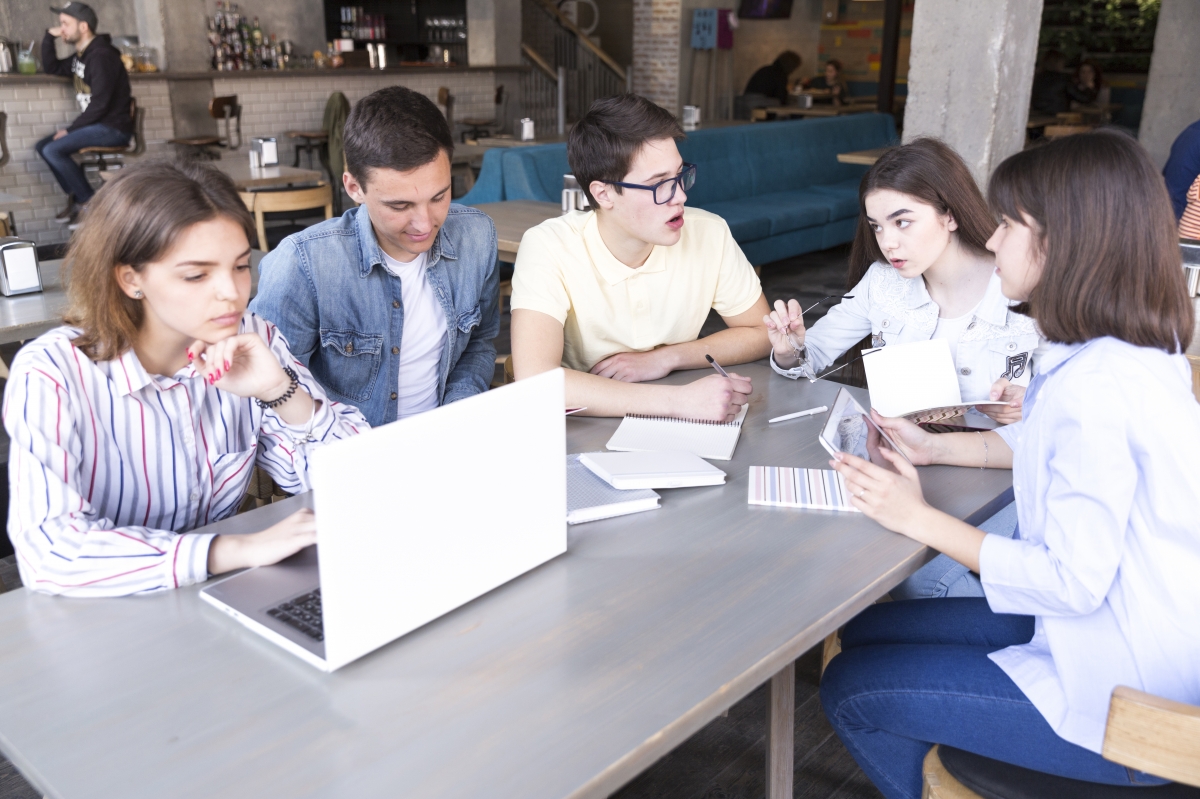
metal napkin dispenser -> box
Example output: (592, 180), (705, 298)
(250, 137), (279, 167)
(0, 238), (42, 296)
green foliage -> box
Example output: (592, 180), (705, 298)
(1039, 0), (1160, 73)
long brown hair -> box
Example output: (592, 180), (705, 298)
(988, 129), (1193, 351)
(63, 160), (255, 361)
(847, 137), (995, 289)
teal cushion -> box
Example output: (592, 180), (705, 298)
(694, 201), (772, 241)
(809, 180), (863, 220)
(501, 144), (570, 202)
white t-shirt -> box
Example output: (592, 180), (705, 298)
(381, 249), (448, 419)
(933, 297), (984, 401)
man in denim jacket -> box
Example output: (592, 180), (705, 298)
(251, 87), (498, 427)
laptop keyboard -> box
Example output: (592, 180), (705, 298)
(267, 588), (324, 642)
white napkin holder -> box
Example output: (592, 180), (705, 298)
(0, 238), (42, 296)
(251, 137), (279, 166)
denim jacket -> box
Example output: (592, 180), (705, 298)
(250, 204), (499, 427)
(772, 263), (1043, 401)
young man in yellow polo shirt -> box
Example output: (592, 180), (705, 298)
(510, 95), (771, 421)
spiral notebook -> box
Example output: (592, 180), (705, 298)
(567, 455), (660, 524)
(605, 404), (749, 461)
(747, 466), (862, 512)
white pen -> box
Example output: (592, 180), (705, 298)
(768, 405), (828, 424)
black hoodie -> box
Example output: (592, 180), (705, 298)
(41, 32), (133, 135)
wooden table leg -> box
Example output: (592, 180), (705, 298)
(766, 660), (795, 799)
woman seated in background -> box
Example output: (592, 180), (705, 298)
(743, 50), (802, 106)
(765, 138), (1039, 598)
(1070, 58), (1108, 106)
(4, 161), (368, 597)
(803, 59), (850, 105)
(822, 129), (1200, 799)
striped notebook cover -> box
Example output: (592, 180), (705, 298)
(747, 466), (862, 512)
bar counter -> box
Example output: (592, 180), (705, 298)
(0, 64), (525, 85)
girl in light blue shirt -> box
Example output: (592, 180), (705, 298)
(820, 130), (1200, 798)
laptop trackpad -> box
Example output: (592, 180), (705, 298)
(205, 545), (324, 659)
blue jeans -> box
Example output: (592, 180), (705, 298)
(890, 501), (1018, 600)
(820, 599), (1166, 799)
(35, 124), (130, 203)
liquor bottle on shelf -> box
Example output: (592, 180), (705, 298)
(251, 16), (263, 47)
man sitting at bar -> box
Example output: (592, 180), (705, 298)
(509, 94), (771, 421)
(36, 2), (133, 227)
(250, 86), (499, 428)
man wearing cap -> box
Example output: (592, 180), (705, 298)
(36, 2), (132, 226)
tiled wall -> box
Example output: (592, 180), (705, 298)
(632, 0), (682, 112)
(1, 70), (497, 246)
(0, 79), (174, 246)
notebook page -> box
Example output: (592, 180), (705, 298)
(863, 339), (962, 417)
(605, 404), (748, 461)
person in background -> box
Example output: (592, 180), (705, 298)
(36, 2), (132, 227)
(1179, 174), (1200, 240)
(743, 51), (803, 106)
(251, 86), (499, 429)
(1029, 49), (1070, 115)
(1162, 117), (1200, 220)
(804, 59), (850, 106)
(4, 162), (368, 598)
(820, 128), (1199, 799)
(1070, 58), (1107, 106)
(766, 138), (1039, 599)
(510, 94), (771, 421)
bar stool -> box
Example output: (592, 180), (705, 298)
(460, 85), (507, 142)
(922, 687), (1200, 798)
(284, 91), (348, 214)
(287, 130), (327, 170)
(238, 183), (334, 252)
(77, 97), (145, 173)
(168, 96), (242, 160)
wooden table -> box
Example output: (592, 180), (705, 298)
(837, 147), (889, 166)
(0, 362), (1012, 799)
(0, 254), (263, 346)
(464, 133), (571, 148)
(752, 103), (877, 121)
(0, 191), (33, 236)
(471, 199), (561, 261)
(212, 162), (323, 191)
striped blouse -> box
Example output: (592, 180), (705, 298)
(1180, 174), (1200, 240)
(3, 313), (368, 597)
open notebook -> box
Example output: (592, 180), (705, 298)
(605, 404), (749, 461)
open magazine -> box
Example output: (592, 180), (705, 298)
(862, 339), (1005, 428)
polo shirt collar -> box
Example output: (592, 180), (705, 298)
(583, 212), (668, 285)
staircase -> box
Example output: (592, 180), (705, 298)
(520, 0), (628, 136)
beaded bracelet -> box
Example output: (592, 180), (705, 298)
(256, 365), (300, 410)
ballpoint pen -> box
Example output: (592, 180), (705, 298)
(705, 353), (730, 377)
(768, 405), (828, 424)
(780, 295), (854, 360)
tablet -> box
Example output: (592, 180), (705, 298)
(818, 387), (911, 464)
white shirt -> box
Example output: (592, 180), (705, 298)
(932, 299), (981, 384)
(382, 250), (448, 419)
(983, 337), (1200, 753)
(3, 313), (369, 597)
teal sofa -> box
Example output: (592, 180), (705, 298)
(460, 113), (898, 265)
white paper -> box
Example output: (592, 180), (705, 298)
(863, 339), (962, 417)
(3, 247), (40, 292)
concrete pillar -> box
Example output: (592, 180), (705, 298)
(467, 0), (521, 67)
(1139, 0), (1200, 170)
(632, 0), (682, 113)
(902, 0), (1043, 187)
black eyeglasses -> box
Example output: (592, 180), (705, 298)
(606, 163), (697, 205)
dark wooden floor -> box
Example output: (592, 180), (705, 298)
(0, 246), (882, 799)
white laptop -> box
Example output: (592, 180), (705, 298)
(201, 369), (567, 672)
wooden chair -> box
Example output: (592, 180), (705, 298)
(922, 686), (1200, 798)
(78, 97), (145, 172)
(238, 467), (289, 513)
(238, 183), (334, 253)
(437, 87), (455, 131)
(168, 95), (242, 159)
(460, 84), (507, 142)
(1055, 111), (1085, 125)
(1187, 355), (1200, 403)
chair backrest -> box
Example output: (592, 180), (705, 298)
(240, 183), (334, 252)
(127, 97), (146, 156)
(0, 111), (9, 168)
(209, 95), (242, 150)
(1187, 355), (1200, 403)
(438, 87), (454, 128)
(1102, 686), (1200, 786)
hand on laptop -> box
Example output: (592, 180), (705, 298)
(589, 349), (674, 383)
(678, 373), (752, 422)
(207, 508), (318, 576)
(764, 299), (807, 368)
(976, 378), (1025, 424)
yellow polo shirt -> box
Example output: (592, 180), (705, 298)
(511, 207), (763, 372)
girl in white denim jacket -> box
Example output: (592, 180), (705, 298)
(769, 138), (1040, 599)
(768, 138), (1041, 427)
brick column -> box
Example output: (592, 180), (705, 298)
(632, 0), (682, 113)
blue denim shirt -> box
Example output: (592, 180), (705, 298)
(249, 204), (499, 427)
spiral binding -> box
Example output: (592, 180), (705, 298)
(624, 414), (744, 427)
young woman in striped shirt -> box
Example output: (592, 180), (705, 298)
(3, 161), (368, 597)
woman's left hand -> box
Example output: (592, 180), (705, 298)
(977, 377), (1026, 425)
(189, 334), (291, 403)
(830, 446), (930, 536)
